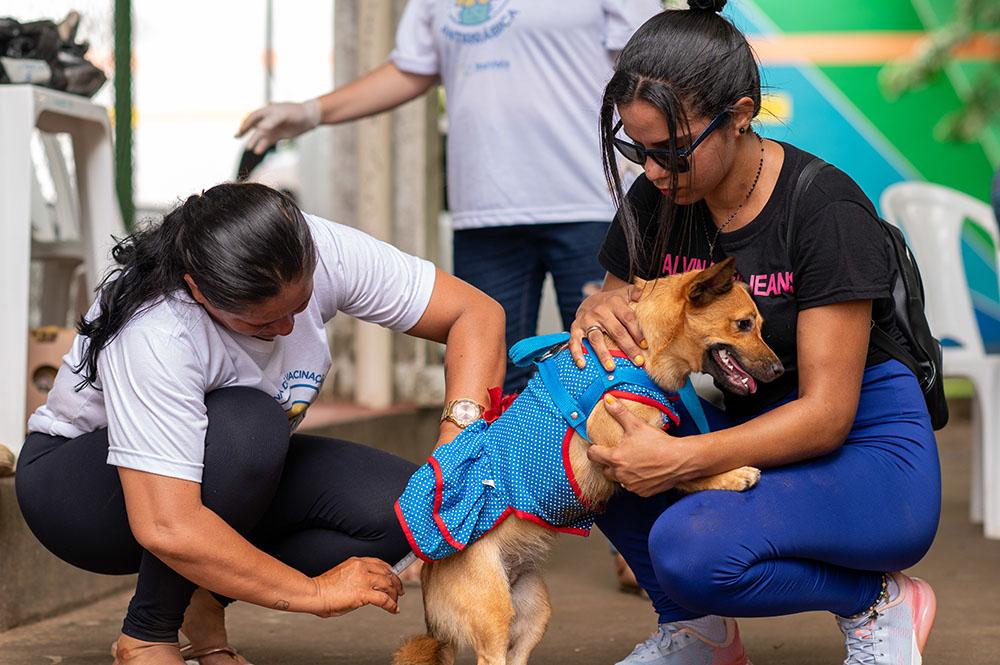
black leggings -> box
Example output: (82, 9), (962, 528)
(15, 387), (417, 643)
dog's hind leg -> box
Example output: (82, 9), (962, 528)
(464, 563), (514, 665)
(506, 569), (551, 665)
(423, 544), (514, 665)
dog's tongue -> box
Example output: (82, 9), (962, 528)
(721, 349), (757, 394)
(732, 361), (756, 394)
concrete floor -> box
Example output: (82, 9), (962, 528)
(1, 416), (998, 664)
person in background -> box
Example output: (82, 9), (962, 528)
(237, 0), (661, 395)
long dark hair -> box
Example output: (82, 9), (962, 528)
(75, 182), (317, 389)
(600, 0), (762, 279)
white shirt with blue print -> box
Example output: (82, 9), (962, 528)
(390, 0), (661, 230)
(27, 214), (437, 483)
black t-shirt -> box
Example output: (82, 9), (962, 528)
(599, 141), (897, 417)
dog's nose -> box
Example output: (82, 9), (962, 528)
(771, 360), (784, 378)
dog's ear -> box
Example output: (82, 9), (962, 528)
(686, 257), (736, 307)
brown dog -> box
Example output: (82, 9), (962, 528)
(395, 257), (782, 665)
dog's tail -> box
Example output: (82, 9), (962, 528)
(393, 634), (454, 665)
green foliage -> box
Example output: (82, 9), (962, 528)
(879, 0), (1000, 143)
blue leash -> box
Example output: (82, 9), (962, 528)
(677, 379), (710, 435)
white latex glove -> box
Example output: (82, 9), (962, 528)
(236, 98), (322, 154)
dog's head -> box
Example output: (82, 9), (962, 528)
(634, 257), (783, 395)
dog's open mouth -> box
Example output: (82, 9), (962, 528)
(708, 345), (757, 395)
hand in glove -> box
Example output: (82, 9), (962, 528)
(236, 98), (322, 154)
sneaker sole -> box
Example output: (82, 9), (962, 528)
(716, 652), (753, 665)
(910, 576), (937, 654)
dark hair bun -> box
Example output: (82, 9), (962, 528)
(687, 0), (727, 12)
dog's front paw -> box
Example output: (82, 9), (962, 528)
(674, 466), (761, 493)
(726, 466), (761, 490)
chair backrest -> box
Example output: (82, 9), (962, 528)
(880, 182), (1000, 359)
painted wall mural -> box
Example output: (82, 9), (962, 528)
(730, 0), (998, 208)
(721, 0), (999, 352)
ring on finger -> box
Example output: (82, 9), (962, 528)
(584, 324), (605, 337)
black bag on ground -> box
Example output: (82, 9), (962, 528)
(788, 157), (949, 430)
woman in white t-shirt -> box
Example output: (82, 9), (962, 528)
(236, 0), (660, 394)
(16, 183), (505, 664)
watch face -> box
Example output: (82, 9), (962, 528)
(452, 400), (482, 424)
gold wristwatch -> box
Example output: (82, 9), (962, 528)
(440, 398), (485, 429)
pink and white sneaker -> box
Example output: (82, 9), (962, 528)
(614, 617), (752, 665)
(836, 572), (937, 665)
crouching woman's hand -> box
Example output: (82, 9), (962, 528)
(120, 468), (405, 620)
(308, 556), (404, 617)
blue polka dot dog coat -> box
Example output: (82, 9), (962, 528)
(394, 334), (684, 562)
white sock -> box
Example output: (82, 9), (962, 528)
(666, 615), (727, 643)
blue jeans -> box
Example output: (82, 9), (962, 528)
(453, 222), (610, 393)
(596, 360), (941, 623)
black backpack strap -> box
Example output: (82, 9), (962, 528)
(789, 160), (923, 373)
(869, 324), (919, 377)
(785, 157), (831, 254)
(785, 157), (947, 428)
(786, 156), (893, 352)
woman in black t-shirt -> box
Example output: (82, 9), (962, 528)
(572, 3), (941, 665)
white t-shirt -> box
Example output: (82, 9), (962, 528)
(27, 214), (437, 483)
(390, 0), (660, 230)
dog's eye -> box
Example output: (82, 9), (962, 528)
(736, 319), (753, 332)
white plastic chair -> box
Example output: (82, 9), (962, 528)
(0, 85), (123, 457)
(881, 181), (1000, 539)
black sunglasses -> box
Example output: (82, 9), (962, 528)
(612, 111), (731, 173)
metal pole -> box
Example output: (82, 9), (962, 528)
(265, 0), (274, 104)
(113, 0), (133, 229)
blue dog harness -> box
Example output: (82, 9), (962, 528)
(395, 334), (704, 562)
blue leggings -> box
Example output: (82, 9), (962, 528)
(596, 359), (941, 622)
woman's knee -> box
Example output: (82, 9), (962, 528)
(649, 502), (750, 616)
(203, 387), (289, 481)
(201, 388), (289, 524)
